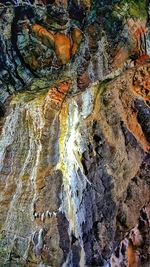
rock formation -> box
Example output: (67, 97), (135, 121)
(0, 0), (150, 266)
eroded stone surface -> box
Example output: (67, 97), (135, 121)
(0, 1), (150, 266)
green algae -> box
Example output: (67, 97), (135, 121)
(112, 0), (147, 20)
(12, 88), (48, 105)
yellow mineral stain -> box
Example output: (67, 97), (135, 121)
(58, 101), (77, 233)
(83, 82), (101, 123)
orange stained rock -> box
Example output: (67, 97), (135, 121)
(127, 240), (139, 267)
(135, 26), (147, 39)
(127, 19), (147, 40)
(32, 24), (55, 49)
(57, 80), (71, 94)
(134, 54), (150, 66)
(133, 86), (150, 102)
(110, 239), (139, 267)
(128, 19), (147, 56)
(54, 33), (72, 65)
(112, 19), (147, 69)
(49, 87), (63, 102)
(71, 28), (83, 56)
(55, 0), (68, 7)
(125, 111), (150, 151)
(48, 81), (71, 108)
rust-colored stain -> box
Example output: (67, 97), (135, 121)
(57, 80), (71, 94)
(135, 26), (147, 39)
(134, 54), (150, 65)
(54, 33), (72, 65)
(32, 23), (82, 66)
(48, 80), (71, 107)
(127, 240), (139, 267)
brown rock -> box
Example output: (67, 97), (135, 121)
(132, 64), (150, 101)
(71, 27), (83, 56)
(77, 71), (91, 90)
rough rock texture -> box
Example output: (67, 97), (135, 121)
(0, 0), (150, 266)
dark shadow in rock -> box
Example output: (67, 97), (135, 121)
(0, 101), (5, 117)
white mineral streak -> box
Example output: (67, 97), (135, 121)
(58, 85), (97, 266)
(88, 61), (95, 82)
(81, 84), (95, 119)
(0, 106), (19, 173)
(4, 98), (44, 224)
(0, 93), (46, 264)
(27, 98), (45, 216)
(35, 228), (43, 256)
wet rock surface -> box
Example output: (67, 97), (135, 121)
(0, 0), (150, 266)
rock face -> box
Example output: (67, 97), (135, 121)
(0, 1), (150, 267)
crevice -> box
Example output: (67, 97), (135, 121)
(0, 101), (5, 117)
(81, 158), (88, 175)
(71, 233), (78, 245)
(10, 46), (25, 86)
